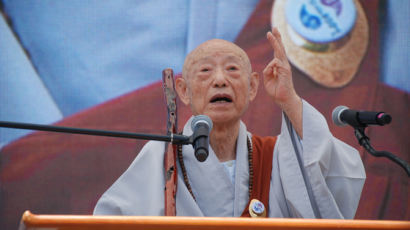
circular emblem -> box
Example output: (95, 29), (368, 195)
(272, 0), (369, 88)
(252, 200), (265, 215)
(286, 0), (357, 43)
(249, 199), (266, 217)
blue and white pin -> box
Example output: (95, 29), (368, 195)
(249, 199), (266, 217)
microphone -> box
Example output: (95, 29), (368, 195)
(191, 115), (213, 162)
(332, 106), (392, 127)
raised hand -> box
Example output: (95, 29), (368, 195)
(263, 28), (303, 137)
(263, 28), (298, 107)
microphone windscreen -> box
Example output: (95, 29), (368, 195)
(191, 115), (213, 131)
(332, 106), (349, 126)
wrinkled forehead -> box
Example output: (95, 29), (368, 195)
(183, 39), (251, 77)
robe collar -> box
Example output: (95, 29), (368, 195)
(181, 117), (250, 216)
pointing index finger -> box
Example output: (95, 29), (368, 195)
(267, 28), (287, 61)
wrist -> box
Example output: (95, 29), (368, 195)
(281, 93), (303, 138)
(278, 92), (301, 113)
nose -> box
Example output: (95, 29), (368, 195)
(213, 68), (227, 88)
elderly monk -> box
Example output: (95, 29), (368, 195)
(94, 28), (365, 218)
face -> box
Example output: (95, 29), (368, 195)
(176, 39), (259, 126)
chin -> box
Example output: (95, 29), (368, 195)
(207, 112), (239, 125)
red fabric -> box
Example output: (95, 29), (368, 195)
(241, 135), (277, 217)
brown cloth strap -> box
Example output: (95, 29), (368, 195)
(241, 134), (277, 217)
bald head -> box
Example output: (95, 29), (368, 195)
(175, 38), (259, 125)
(182, 39), (252, 80)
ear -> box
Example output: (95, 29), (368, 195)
(249, 72), (259, 101)
(175, 76), (190, 105)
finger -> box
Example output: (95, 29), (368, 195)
(266, 31), (276, 53)
(263, 59), (279, 77)
(271, 58), (292, 78)
(263, 62), (273, 77)
(266, 28), (287, 61)
(273, 66), (277, 78)
(272, 27), (283, 43)
(272, 28), (288, 60)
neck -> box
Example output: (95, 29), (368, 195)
(209, 120), (240, 162)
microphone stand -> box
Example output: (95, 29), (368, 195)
(0, 121), (192, 145)
(354, 126), (410, 177)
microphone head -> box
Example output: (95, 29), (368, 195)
(332, 106), (349, 126)
(191, 115), (213, 131)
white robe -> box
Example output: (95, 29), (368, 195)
(93, 101), (366, 218)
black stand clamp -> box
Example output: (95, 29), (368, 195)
(354, 126), (410, 177)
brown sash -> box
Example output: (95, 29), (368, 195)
(241, 134), (277, 217)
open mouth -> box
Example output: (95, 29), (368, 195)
(210, 94), (233, 103)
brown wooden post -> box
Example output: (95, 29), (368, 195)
(162, 69), (178, 216)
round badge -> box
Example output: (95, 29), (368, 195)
(249, 199), (266, 217)
(272, 0), (369, 88)
(285, 0), (356, 43)
(252, 200), (265, 215)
